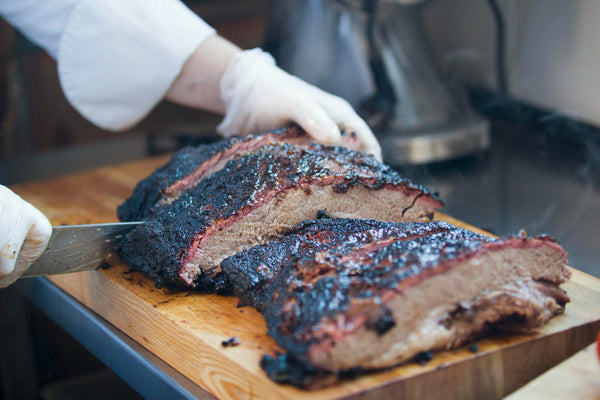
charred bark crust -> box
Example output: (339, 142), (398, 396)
(117, 127), (367, 222)
(221, 218), (569, 388)
(239, 220), (497, 358)
(118, 143), (440, 289)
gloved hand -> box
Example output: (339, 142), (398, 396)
(0, 186), (52, 288)
(217, 49), (382, 160)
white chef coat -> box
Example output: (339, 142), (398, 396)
(0, 0), (215, 131)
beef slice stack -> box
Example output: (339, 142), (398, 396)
(221, 218), (570, 388)
(117, 128), (442, 289)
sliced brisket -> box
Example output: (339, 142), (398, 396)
(118, 144), (442, 290)
(220, 219), (570, 388)
(117, 127), (363, 222)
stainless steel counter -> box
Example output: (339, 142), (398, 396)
(394, 118), (600, 277)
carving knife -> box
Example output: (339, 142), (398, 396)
(22, 221), (143, 278)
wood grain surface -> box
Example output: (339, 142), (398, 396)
(11, 156), (600, 400)
(506, 342), (600, 400)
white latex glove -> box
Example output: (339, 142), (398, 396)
(0, 186), (52, 288)
(217, 49), (382, 160)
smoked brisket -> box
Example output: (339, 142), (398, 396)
(117, 127), (363, 222)
(220, 219), (570, 388)
(117, 143), (442, 290)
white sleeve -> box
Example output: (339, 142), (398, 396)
(1, 0), (216, 131)
(0, 0), (78, 58)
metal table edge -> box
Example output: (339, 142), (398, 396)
(17, 277), (215, 400)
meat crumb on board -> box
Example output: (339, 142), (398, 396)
(221, 336), (240, 347)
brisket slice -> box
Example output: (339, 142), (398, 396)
(117, 143), (441, 290)
(220, 219), (570, 388)
(117, 126), (363, 222)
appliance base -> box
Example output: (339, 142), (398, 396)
(379, 116), (490, 165)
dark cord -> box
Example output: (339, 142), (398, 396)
(363, 0), (378, 50)
(486, 0), (508, 93)
(359, 0), (397, 128)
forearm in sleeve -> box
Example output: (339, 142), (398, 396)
(2, 0), (216, 131)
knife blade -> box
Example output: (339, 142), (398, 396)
(22, 221), (143, 278)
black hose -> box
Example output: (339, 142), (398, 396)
(361, 0), (397, 120)
(486, 0), (508, 93)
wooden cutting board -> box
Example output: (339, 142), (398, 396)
(11, 155), (600, 400)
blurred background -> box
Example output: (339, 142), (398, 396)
(1, 0), (599, 398)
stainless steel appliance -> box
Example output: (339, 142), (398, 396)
(264, 0), (490, 164)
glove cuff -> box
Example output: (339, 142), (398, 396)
(217, 48), (277, 136)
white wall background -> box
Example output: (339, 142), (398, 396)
(422, 0), (600, 127)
